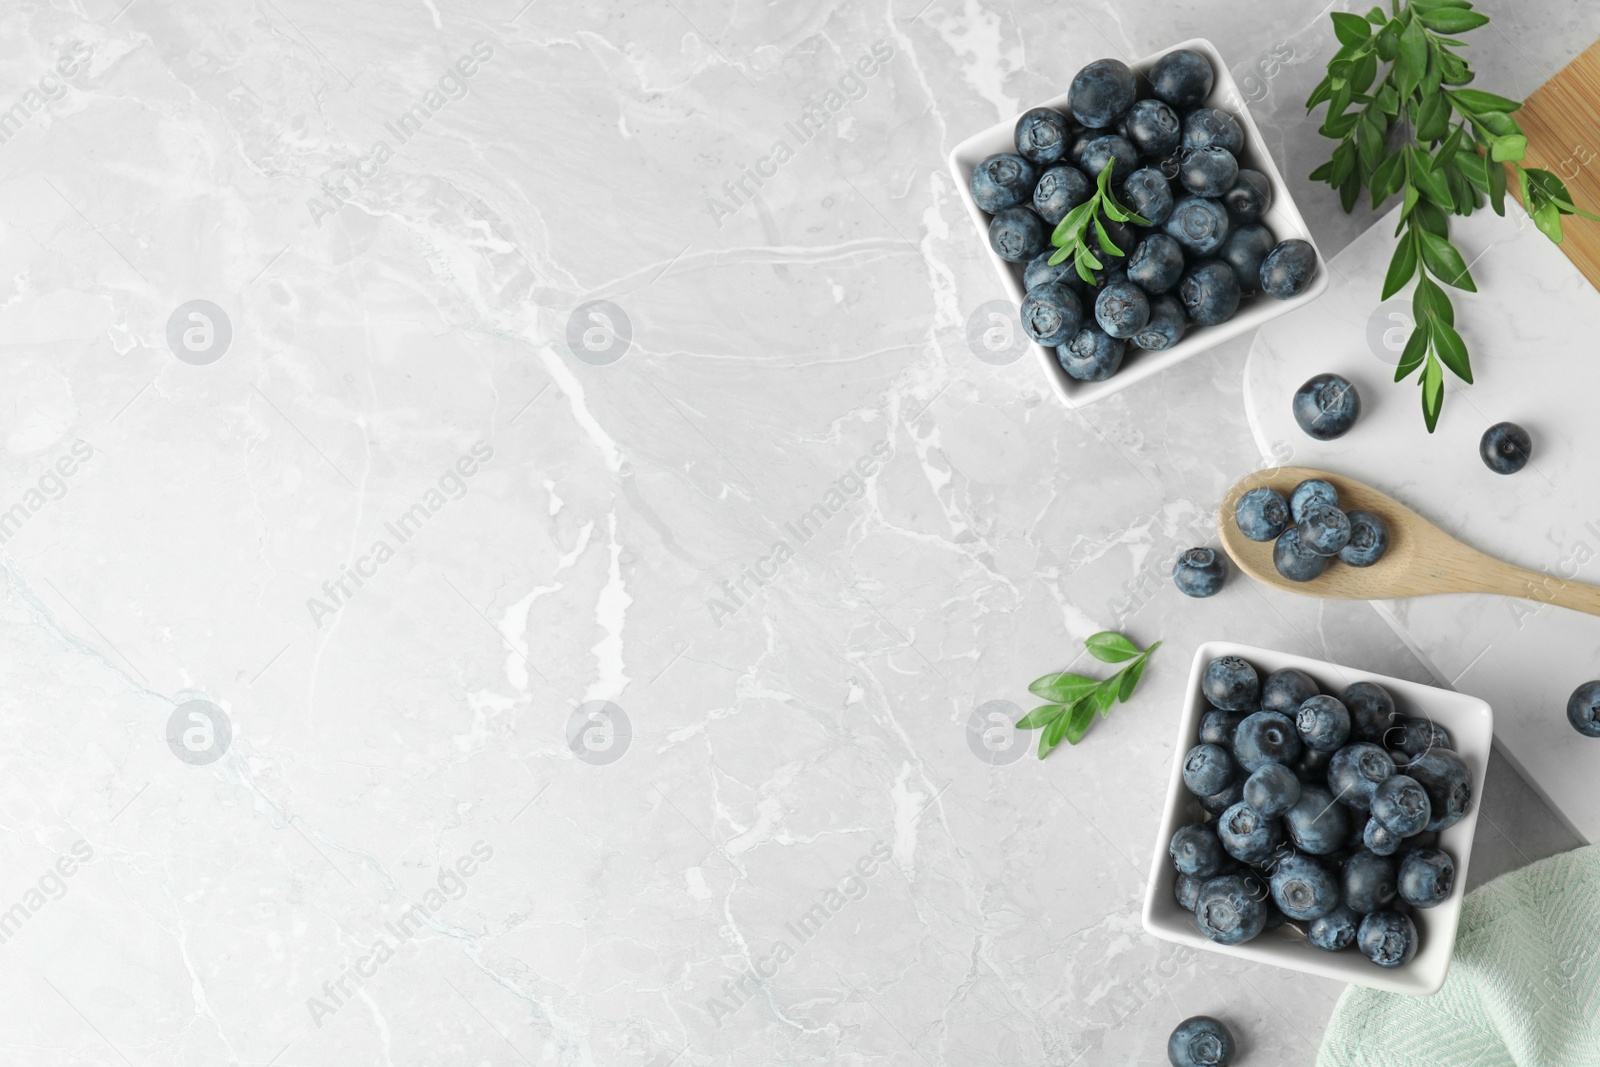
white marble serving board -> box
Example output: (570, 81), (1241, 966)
(1244, 202), (1600, 843)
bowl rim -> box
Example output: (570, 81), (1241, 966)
(1140, 640), (1493, 996)
(946, 38), (1330, 408)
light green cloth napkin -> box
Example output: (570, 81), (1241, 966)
(1318, 844), (1600, 1067)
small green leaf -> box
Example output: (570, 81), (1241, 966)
(1048, 246), (1071, 267)
(1417, 93), (1451, 142)
(1449, 88), (1522, 115)
(1051, 202), (1094, 246)
(1396, 321), (1430, 381)
(1429, 314), (1473, 383)
(1096, 160), (1115, 195)
(1410, 149), (1454, 209)
(1418, 231), (1477, 291)
(1489, 133), (1527, 163)
(1093, 678), (1120, 718)
(1413, 274), (1454, 327)
(1042, 706), (1073, 756)
(1365, 6), (1387, 24)
(1074, 254), (1097, 283)
(1421, 354), (1445, 433)
(1376, 22), (1400, 62)
(1332, 12), (1372, 44)
(1118, 655), (1149, 702)
(1085, 631), (1141, 663)
(1093, 217), (1124, 257)
(1396, 18), (1427, 100)
(1434, 124), (1466, 169)
(1029, 671), (1102, 703)
(1101, 197), (1129, 223)
(1475, 110), (1519, 137)
(1062, 701), (1096, 746)
(1418, 7), (1490, 33)
(1532, 201), (1565, 243)
(1382, 232), (1418, 299)
(1016, 704), (1067, 730)
(1340, 171), (1362, 213)
(1306, 76), (1335, 111)
(1080, 246), (1103, 271)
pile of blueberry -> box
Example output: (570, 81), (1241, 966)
(1169, 655), (1471, 969)
(1234, 476), (1390, 583)
(968, 49), (1319, 383)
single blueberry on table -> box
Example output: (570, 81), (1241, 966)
(1199, 708), (1248, 748)
(1198, 778), (1245, 816)
(1358, 909), (1418, 967)
(1133, 294), (1188, 351)
(1234, 710), (1302, 773)
(1220, 223), (1276, 293)
(1362, 815), (1403, 856)
(1165, 195), (1231, 256)
(1223, 169), (1273, 224)
(1371, 774), (1432, 837)
(987, 206), (1046, 262)
(1150, 48), (1216, 111)
(1217, 801), (1284, 866)
(1183, 742), (1239, 796)
(1078, 134), (1140, 184)
(1298, 503), (1353, 556)
(1234, 487), (1289, 542)
(1183, 107), (1245, 153)
(1179, 146), (1240, 199)
(1069, 58), (1138, 128)
(1328, 742), (1396, 813)
(1193, 873), (1269, 945)
(1296, 695), (1351, 753)
(1260, 238), (1319, 299)
(1203, 655), (1261, 711)
(969, 153), (1038, 213)
(1173, 547), (1227, 597)
(1123, 167), (1176, 226)
(1178, 261), (1242, 327)
(1023, 250), (1077, 292)
(1308, 904), (1360, 952)
(1397, 847), (1455, 908)
(1175, 871), (1204, 911)
(1480, 421), (1533, 475)
(1289, 478), (1339, 522)
(1567, 680), (1600, 737)
(1342, 681), (1399, 743)
(1243, 763), (1301, 817)
(1057, 325), (1126, 381)
(1031, 164), (1093, 225)
(1270, 852), (1340, 921)
(1095, 281), (1151, 338)
(1285, 783), (1350, 855)
(1013, 107), (1073, 165)
(1387, 717), (1452, 760)
(1293, 372), (1361, 439)
(1167, 1014), (1234, 1067)
(1343, 849), (1398, 913)
(1119, 98), (1182, 159)
(1273, 527), (1331, 583)
(1405, 748), (1473, 830)
(1019, 282), (1083, 346)
(1128, 233), (1186, 295)
(1339, 510), (1390, 567)
(1169, 821), (1228, 877)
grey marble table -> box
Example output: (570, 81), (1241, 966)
(0, 1), (1589, 1064)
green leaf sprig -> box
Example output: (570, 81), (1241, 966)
(1045, 161), (1150, 284)
(1307, 0), (1600, 432)
(1017, 631), (1160, 758)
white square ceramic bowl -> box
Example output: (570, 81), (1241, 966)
(1141, 642), (1493, 996)
(947, 39), (1329, 407)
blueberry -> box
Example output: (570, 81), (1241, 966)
(1220, 223), (1276, 293)
(1223, 169), (1273, 224)
(1288, 478), (1339, 522)
(1019, 282), (1084, 346)
(970, 153), (1038, 213)
(1057, 325), (1126, 381)
(1178, 261), (1241, 327)
(1165, 196), (1231, 256)
(1339, 510), (1390, 567)
(988, 206), (1046, 262)
(1095, 281), (1150, 339)
(1296, 695), (1351, 753)
(1358, 910), (1418, 967)
(1217, 801), (1284, 865)
(1183, 743), (1238, 796)
(1234, 487), (1289, 542)
(1077, 134), (1139, 183)
(1173, 547), (1227, 597)
(1257, 668), (1316, 717)
(1308, 904), (1360, 952)
(1567, 680), (1600, 737)
(1167, 1014), (1234, 1067)
(1343, 850), (1398, 913)
(1260, 239), (1319, 299)
(1023, 250), (1076, 292)
(1193, 873), (1269, 945)
(1179, 146), (1239, 199)
(1234, 711), (1301, 772)
(1480, 421), (1533, 475)
(1387, 717), (1452, 760)
(1014, 107), (1073, 165)
(1119, 98), (1182, 159)
(1285, 783), (1350, 855)
(1203, 656), (1260, 711)
(1127, 233), (1186, 294)
(1273, 527), (1330, 583)
(1328, 742), (1395, 813)
(1068, 58), (1137, 129)
(1030, 164), (1093, 225)
(1175, 871), (1204, 911)
(1269, 853), (1340, 921)
(1341, 681), (1399, 743)
(1198, 779), (1246, 816)
(1371, 775), (1432, 837)
(1133, 294), (1188, 351)
(1397, 847), (1455, 908)
(1362, 816), (1403, 856)
(1199, 708), (1247, 749)
(1292, 373), (1360, 439)
(1123, 167), (1176, 226)
(1169, 821), (1228, 877)
(1298, 503), (1352, 556)
(1243, 763), (1301, 818)
(1150, 49), (1216, 111)
(1294, 746), (1332, 785)
(1405, 748), (1473, 831)
(1183, 108), (1244, 153)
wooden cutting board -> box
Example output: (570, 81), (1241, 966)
(1510, 38), (1600, 288)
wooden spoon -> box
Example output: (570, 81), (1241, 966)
(1217, 466), (1600, 615)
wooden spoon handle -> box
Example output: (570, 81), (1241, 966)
(1474, 561), (1600, 617)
